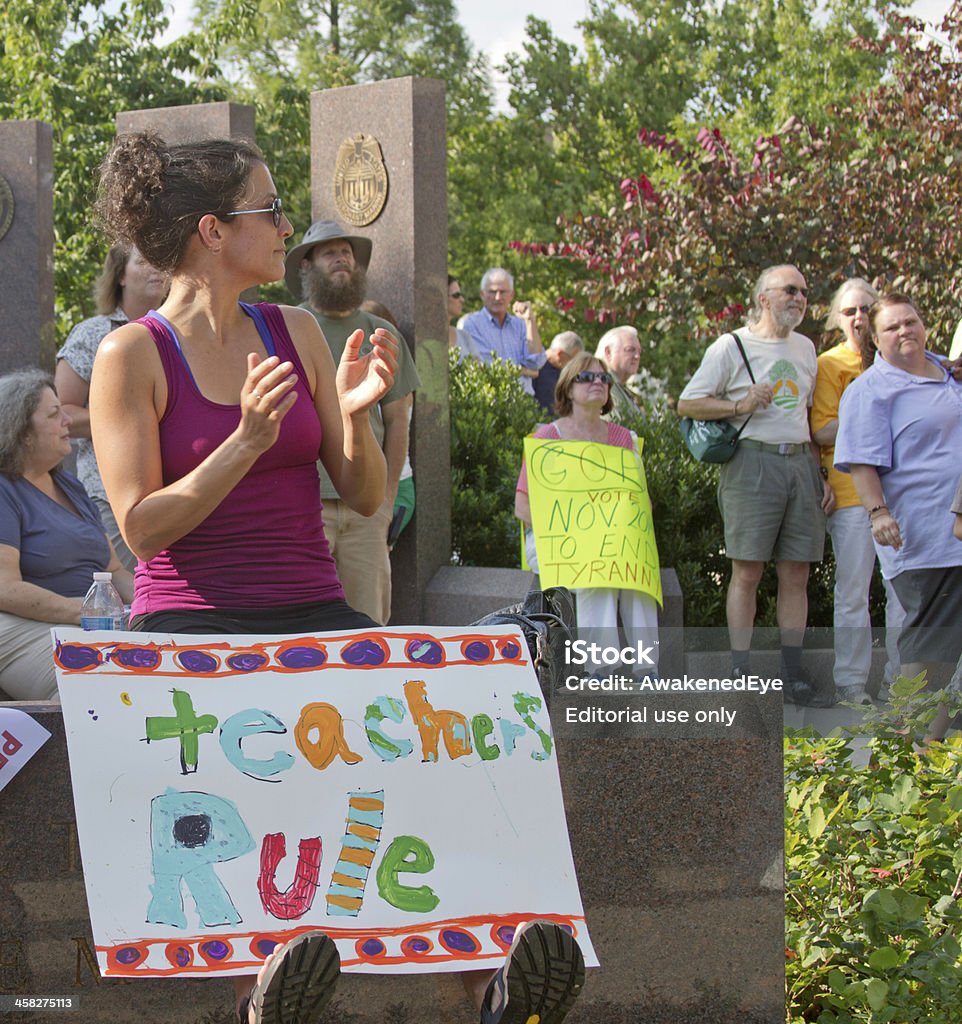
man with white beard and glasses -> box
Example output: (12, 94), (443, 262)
(677, 265), (835, 706)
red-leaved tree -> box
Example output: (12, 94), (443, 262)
(515, 5), (962, 391)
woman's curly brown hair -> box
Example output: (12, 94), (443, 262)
(95, 131), (264, 272)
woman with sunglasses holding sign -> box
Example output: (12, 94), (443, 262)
(811, 278), (905, 705)
(515, 352), (660, 680)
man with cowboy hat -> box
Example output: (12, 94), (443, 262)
(286, 220), (420, 625)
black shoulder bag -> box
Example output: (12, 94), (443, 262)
(679, 332), (756, 464)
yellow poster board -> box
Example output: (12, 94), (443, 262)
(523, 437), (662, 604)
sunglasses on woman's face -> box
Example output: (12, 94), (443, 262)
(225, 196), (284, 228)
(841, 304), (872, 317)
(573, 371), (612, 385)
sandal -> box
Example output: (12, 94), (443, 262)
(243, 931), (340, 1024)
(480, 919), (585, 1024)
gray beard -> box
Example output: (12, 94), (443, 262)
(773, 306), (804, 333)
(302, 263), (367, 313)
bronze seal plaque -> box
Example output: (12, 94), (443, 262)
(0, 174), (14, 242)
(333, 134), (388, 227)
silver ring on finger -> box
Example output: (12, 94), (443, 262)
(252, 391), (263, 400)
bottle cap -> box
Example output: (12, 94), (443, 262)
(92, 572), (112, 581)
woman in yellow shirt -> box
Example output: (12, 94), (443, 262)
(811, 278), (904, 704)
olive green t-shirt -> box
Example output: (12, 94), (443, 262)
(302, 306), (421, 499)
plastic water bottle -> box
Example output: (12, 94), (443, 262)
(80, 572), (125, 631)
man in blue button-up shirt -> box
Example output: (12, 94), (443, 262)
(836, 292), (962, 741)
(464, 267), (546, 396)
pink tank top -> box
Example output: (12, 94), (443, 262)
(131, 303), (344, 615)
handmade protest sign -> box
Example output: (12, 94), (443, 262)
(523, 437), (662, 603)
(53, 625), (595, 979)
(0, 707), (51, 794)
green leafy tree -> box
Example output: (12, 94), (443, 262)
(516, 8), (962, 390)
(678, 0), (902, 138)
(454, 4), (724, 334)
(453, 0), (898, 349)
(0, 0), (230, 338)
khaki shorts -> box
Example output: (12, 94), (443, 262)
(718, 443), (826, 563)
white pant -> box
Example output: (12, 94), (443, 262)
(827, 505), (905, 687)
(0, 613), (64, 701)
(525, 529), (659, 672)
(574, 587), (660, 673)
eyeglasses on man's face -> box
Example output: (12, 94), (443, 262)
(225, 196), (284, 228)
(841, 304), (872, 317)
(573, 370), (612, 385)
(769, 284), (809, 298)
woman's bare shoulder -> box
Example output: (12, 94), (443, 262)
(91, 320), (165, 409)
(96, 319), (158, 363)
(532, 421), (561, 438)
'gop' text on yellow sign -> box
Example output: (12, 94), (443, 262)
(523, 437), (661, 604)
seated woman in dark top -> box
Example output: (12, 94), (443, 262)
(0, 370), (133, 700)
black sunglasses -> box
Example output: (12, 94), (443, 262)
(840, 304), (872, 317)
(225, 196), (284, 228)
(450, 291), (463, 299)
(573, 371), (612, 385)
(770, 284), (809, 298)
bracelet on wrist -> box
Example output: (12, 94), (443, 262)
(732, 400), (739, 416)
(869, 505), (889, 521)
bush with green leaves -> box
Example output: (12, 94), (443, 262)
(786, 676), (962, 1022)
(449, 353), (541, 567)
(613, 404), (729, 626)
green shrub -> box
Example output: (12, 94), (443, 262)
(785, 677), (962, 1022)
(449, 353), (541, 567)
(613, 404), (730, 626)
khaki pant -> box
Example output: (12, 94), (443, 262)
(0, 613), (66, 701)
(321, 496), (393, 625)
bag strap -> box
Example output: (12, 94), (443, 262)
(728, 331), (755, 439)
(730, 331), (755, 383)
